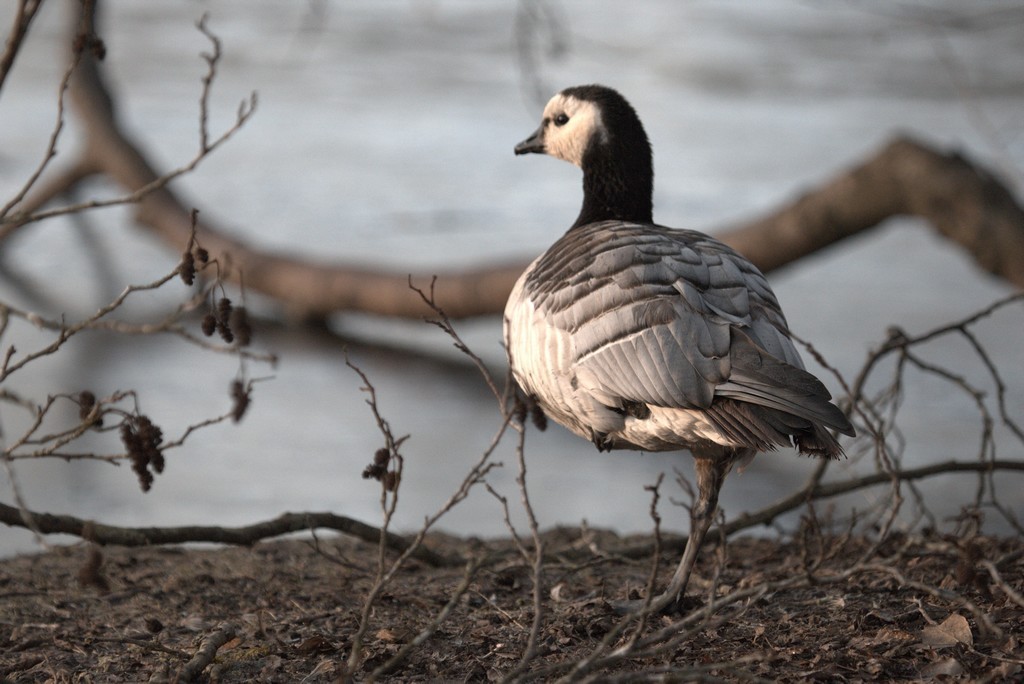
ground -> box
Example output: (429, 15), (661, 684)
(1, 528), (1021, 682)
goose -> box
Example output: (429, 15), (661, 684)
(504, 84), (855, 612)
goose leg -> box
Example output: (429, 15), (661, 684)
(656, 451), (732, 609)
(619, 446), (741, 615)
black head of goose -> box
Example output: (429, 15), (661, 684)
(505, 84), (855, 612)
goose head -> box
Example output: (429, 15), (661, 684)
(514, 84), (654, 227)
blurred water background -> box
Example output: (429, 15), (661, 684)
(1, 1), (1022, 557)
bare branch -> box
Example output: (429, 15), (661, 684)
(342, 348), (509, 675)
(0, 0), (46, 95)
(4, 2), (1020, 319)
(0, 25), (80, 221)
(720, 138), (1024, 288)
(0, 501), (453, 566)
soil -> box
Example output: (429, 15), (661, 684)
(1, 528), (1021, 682)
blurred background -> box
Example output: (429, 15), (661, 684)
(1, 0), (1022, 557)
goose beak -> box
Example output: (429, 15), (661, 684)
(514, 125), (546, 155)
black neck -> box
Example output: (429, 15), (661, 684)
(570, 136), (654, 229)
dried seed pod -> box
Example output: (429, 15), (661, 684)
(122, 422), (152, 492)
(134, 416), (163, 457)
(217, 319), (234, 344)
(78, 391), (97, 422)
(179, 251), (196, 286)
(201, 313), (217, 337)
(383, 470), (401, 492)
(217, 297), (233, 321)
(194, 247), (209, 263)
(122, 415), (164, 492)
(135, 415), (163, 447)
(362, 464), (385, 480)
(135, 468), (154, 492)
(362, 447), (392, 481)
(120, 422), (139, 453)
(230, 380), (250, 423)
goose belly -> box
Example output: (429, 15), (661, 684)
(614, 406), (736, 452)
(504, 280), (598, 441)
(504, 274), (740, 453)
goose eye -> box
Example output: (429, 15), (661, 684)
(553, 113), (569, 127)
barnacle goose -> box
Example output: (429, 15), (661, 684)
(504, 84), (855, 612)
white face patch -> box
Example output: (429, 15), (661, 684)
(539, 93), (606, 167)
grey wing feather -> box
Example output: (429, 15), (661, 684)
(528, 221), (793, 412)
(717, 329), (856, 436)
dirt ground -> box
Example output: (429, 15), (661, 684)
(1, 528), (1021, 682)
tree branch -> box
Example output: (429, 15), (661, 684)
(0, 502), (456, 567)
(721, 137), (1024, 286)
(6, 459), (1018, 569)
(0, 0), (45, 95)
(2, 3), (1020, 321)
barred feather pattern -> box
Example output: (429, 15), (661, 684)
(504, 220), (854, 457)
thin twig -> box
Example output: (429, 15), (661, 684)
(0, 12), (258, 235)
(0, 0), (46, 95)
(176, 624), (236, 682)
(0, 0), (90, 221)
